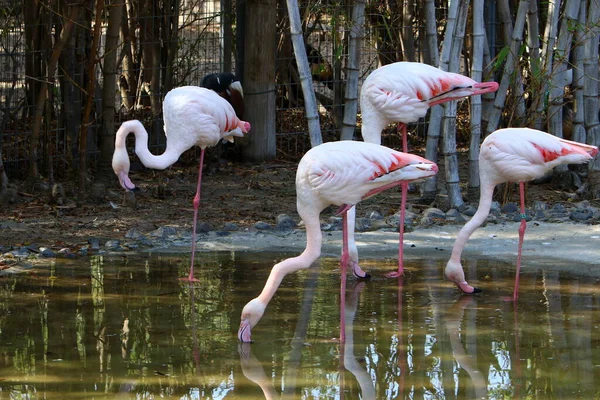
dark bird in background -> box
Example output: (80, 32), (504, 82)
(201, 72), (244, 119)
(201, 72), (246, 167)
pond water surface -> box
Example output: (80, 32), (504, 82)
(0, 252), (598, 399)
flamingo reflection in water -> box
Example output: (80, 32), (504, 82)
(443, 296), (488, 399)
(237, 281), (376, 399)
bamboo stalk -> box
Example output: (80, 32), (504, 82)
(526, 0), (544, 129)
(548, 0), (580, 145)
(420, 0), (444, 202)
(583, 0), (600, 146)
(571, 3), (587, 145)
(486, 0), (530, 134)
(443, 0), (470, 210)
(286, 0), (322, 147)
(340, 0), (366, 141)
(468, 0), (485, 198)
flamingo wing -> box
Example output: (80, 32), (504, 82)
(481, 128), (597, 182)
(301, 141), (436, 207)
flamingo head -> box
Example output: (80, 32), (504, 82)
(112, 147), (137, 191)
(238, 298), (266, 343)
(445, 259), (481, 294)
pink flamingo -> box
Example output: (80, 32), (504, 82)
(446, 128), (598, 299)
(359, 61), (499, 278)
(238, 140), (438, 343)
(112, 86), (251, 282)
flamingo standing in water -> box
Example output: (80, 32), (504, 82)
(358, 62), (499, 278)
(112, 86), (251, 281)
(445, 128), (598, 299)
(238, 140), (438, 343)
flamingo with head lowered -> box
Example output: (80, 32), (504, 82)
(445, 128), (598, 300)
(358, 61), (499, 278)
(112, 86), (251, 282)
(238, 140), (438, 343)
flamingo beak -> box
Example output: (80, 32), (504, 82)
(472, 81), (499, 95)
(416, 163), (438, 174)
(118, 171), (137, 191)
(238, 319), (253, 342)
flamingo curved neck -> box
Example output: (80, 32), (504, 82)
(116, 120), (183, 170)
(256, 216), (322, 305)
(449, 183), (495, 263)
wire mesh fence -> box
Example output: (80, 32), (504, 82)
(0, 0), (501, 181)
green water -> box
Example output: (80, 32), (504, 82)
(0, 252), (598, 399)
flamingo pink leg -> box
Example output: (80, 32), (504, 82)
(340, 212), (349, 343)
(386, 122), (408, 278)
(513, 181), (527, 301)
(182, 148), (205, 282)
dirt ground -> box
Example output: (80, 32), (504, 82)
(1, 146), (589, 254)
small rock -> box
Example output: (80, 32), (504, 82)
(150, 226), (178, 237)
(445, 208), (462, 218)
(216, 231), (231, 237)
(366, 210), (384, 220)
(39, 248), (56, 258)
(88, 238), (101, 251)
(501, 202), (519, 214)
(570, 209), (593, 221)
(222, 222), (239, 231)
(461, 205), (477, 217)
(254, 221), (272, 230)
(421, 208), (446, 221)
(196, 222), (212, 233)
(327, 217), (343, 231)
(533, 201), (548, 211)
(355, 218), (372, 232)
(276, 214), (297, 231)
(125, 229), (144, 240)
(104, 240), (121, 250)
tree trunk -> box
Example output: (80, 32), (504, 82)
(78, 0), (103, 200)
(99, 0), (124, 178)
(29, 3), (80, 183)
(340, 0), (365, 141)
(241, 0), (277, 161)
(285, 0), (322, 148)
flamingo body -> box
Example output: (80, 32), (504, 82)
(360, 62), (499, 144)
(357, 61), (499, 278)
(238, 141), (438, 342)
(112, 86), (250, 190)
(446, 128), (598, 297)
(112, 86), (251, 281)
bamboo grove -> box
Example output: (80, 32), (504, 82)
(0, 0), (599, 206)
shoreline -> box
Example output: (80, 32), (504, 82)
(148, 221), (600, 276)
